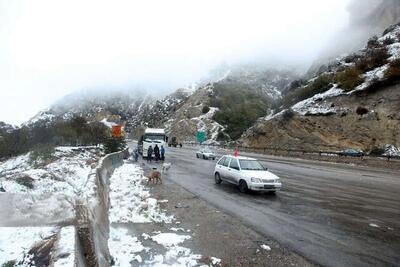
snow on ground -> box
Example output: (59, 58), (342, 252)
(0, 227), (56, 264)
(109, 163), (172, 223)
(109, 163), (221, 267)
(0, 146), (101, 266)
(384, 144), (400, 157)
(151, 233), (191, 247)
(211, 257), (222, 265)
(0, 146), (98, 198)
(109, 227), (146, 266)
(260, 244), (271, 251)
(53, 226), (76, 267)
(292, 86), (343, 115)
(353, 64), (389, 92)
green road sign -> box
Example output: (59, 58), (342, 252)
(196, 131), (206, 143)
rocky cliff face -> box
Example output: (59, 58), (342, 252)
(240, 24), (400, 152)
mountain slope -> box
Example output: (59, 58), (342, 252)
(240, 23), (400, 152)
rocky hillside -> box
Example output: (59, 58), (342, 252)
(158, 66), (297, 143)
(240, 23), (400, 153)
(0, 122), (15, 136)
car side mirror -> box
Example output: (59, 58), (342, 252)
(264, 167), (268, 171)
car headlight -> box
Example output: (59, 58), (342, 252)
(251, 177), (262, 183)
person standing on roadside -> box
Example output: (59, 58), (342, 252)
(160, 145), (165, 161)
(147, 146), (153, 163)
(154, 144), (160, 162)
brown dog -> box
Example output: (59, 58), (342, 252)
(147, 170), (162, 185)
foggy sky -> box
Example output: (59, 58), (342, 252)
(0, 0), (358, 125)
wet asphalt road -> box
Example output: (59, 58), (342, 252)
(159, 146), (400, 267)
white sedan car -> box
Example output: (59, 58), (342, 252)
(196, 148), (216, 160)
(214, 155), (282, 193)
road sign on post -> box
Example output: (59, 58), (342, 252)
(112, 125), (122, 138)
(196, 131), (206, 144)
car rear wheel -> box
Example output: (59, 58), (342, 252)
(215, 173), (222, 184)
(238, 180), (248, 193)
(203, 155), (206, 160)
(196, 154), (199, 158)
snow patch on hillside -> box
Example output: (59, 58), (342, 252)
(384, 144), (400, 157)
(292, 87), (343, 115)
(0, 147), (98, 198)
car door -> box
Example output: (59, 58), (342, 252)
(220, 157), (231, 180)
(228, 158), (241, 184)
(216, 156), (227, 179)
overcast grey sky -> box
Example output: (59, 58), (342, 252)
(0, 0), (354, 125)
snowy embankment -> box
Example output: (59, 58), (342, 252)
(0, 146), (101, 266)
(108, 163), (221, 266)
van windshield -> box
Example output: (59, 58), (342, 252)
(144, 134), (165, 141)
(239, 160), (265, 170)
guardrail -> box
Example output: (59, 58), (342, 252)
(183, 142), (400, 162)
(76, 148), (129, 267)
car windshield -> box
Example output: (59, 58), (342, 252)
(239, 160), (265, 170)
(202, 149), (212, 153)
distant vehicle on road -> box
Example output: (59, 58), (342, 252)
(214, 155), (281, 193)
(168, 136), (178, 147)
(338, 148), (365, 157)
(138, 128), (167, 159)
(196, 148), (216, 160)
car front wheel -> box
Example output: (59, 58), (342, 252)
(215, 173), (222, 184)
(238, 180), (248, 193)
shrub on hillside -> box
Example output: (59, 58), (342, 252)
(29, 145), (55, 164)
(369, 146), (385, 156)
(104, 136), (127, 154)
(202, 106), (210, 114)
(281, 109), (295, 121)
(335, 67), (364, 91)
(281, 74), (333, 108)
(356, 106), (369, 116)
(2, 260), (16, 267)
(367, 36), (380, 48)
(16, 175), (35, 189)
(384, 58), (400, 80)
(210, 82), (271, 140)
(0, 117), (109, 159)
(356, 47), (389, 72)
(382, 36), (396, 45)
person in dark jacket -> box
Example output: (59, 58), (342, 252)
(147, 146), (153, 162)
(154, 144), (160, 162)
(160, 145), (165, 161)
(134, 148), (139, 162)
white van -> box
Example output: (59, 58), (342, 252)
(138, 128), (166, 158)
